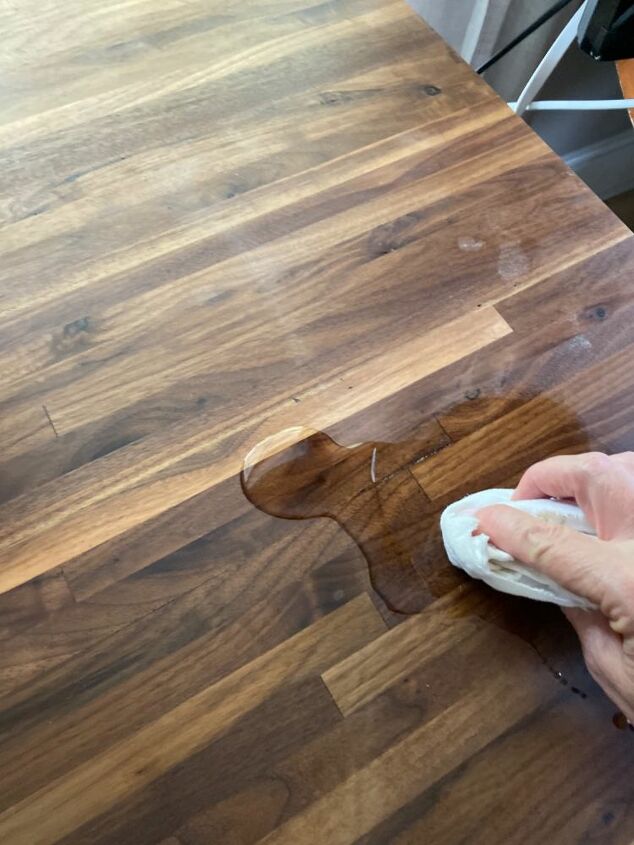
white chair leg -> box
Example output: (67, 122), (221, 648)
(461, 0), (491, 63)
(511, 1), (588, 116)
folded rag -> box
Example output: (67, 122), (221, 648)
(440, 488), (596, 608)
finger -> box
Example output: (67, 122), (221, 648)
(512, 452), (611, 509)
(564, 607), (634, 718)
(610, 452), (634, 475)
(513, 453), (634, 539)
(477, 504), (613, 605)
(564, 608), (622, 670)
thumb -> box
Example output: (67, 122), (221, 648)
(477, 504), (612, 607)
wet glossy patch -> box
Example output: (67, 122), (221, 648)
(241, 427), (442, 614)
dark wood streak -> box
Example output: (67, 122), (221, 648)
(1, 0), (634, 843)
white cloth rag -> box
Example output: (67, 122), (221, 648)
(440, 489), (596, 608)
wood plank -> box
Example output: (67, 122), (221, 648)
(0, 306), (509, 595)
(0, 2), (425, 152)
(322, 603), (478, 716)
(57, 609), (560, 845)
(0, 514), (358, 706)
(360, 695), (634, 844)
(164, 596), (617, 845)
(0, 594), (385, 845)
(0, 404), (56, 462)
(256, 624), (557, 845)
(413, 338), (634, 500)
(0, 97), (506, 341)
(0, 565), (361, 810)
(323, 236), (634, 449)
(0, 570), (74, 641)
(1, 122), (625, 449)
(173, 688), (425, 845)
(413, 393), (598, 501)
(59, 676), (340, 845)
(2, 132), (533, 437)
(168, 610), (534, 845)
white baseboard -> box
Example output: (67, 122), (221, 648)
(564, 129), (634, 200)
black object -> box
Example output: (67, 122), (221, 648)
(577, 0), (634, 60)
(476, 0), (578, 74)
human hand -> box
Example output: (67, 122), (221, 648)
(478, 452), (634, 720)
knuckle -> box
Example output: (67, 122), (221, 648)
(609, 566), (634, 610)
(612, 452), (634, 473)
(521, 522), (563, 567)
(579, 452), (611, 478)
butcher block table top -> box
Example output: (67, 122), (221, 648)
(2, 1), (634, 843)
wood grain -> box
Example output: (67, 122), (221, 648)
(617, 59), (634, 125)
(322, 598), (479, 716)
(0, 595), (384, 845)
(1, 1), (634, 843)
(0, 305), (509, 596)
(263, 624), (557, 845)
